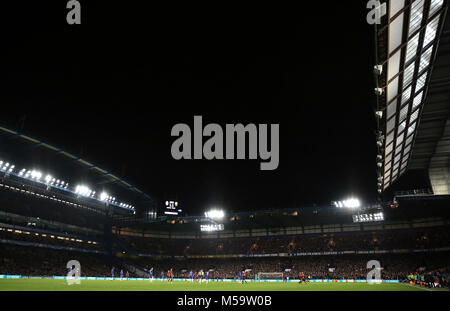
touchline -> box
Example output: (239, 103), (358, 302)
(171, 116), (279, 170)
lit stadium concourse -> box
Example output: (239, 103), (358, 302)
(374, 0), (450, 194)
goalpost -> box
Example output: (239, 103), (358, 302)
(257, 272), (284, 282)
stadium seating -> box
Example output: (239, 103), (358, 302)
(116, 226), (450, 256)
(123, 252), (450, 282)
(1, 239), (449, 285)
(0, 244), (111, 277)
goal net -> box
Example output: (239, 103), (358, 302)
(257, 272), (284, 281)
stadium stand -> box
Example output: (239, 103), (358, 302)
(0, 125), (449, 288)
(121, 252), (450, 282)
(116, 226), (450, 256)
(0, 226), (103, 251)
(0, 185), (106, 232)
(0, 244), (110, 277)
(0, 185), (449, 284)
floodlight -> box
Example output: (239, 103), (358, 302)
(344, 198), (360, 208)
(376, 133), (384, 144)
(205, 209), (225, 220)
(100, 192), (108, 201)
(335, 198), (361, 208)
(374, 65), (383, 76)
(75, 185), (92, 197)
(30, 170), (42, 181)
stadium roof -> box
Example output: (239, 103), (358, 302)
(121, 196), (450, 233)
(375, 0), (450, 192)
(0, 124), (156, 210)
(408, 12), (450, 169)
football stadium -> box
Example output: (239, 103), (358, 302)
(1, 0), (450, 296)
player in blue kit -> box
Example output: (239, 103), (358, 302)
(161, 271), (164, 281)
(120, 269), (124, 281)
(189, 270), (193, 282)
(198, 270), (203, 283)
(205, 270), (209, 283)
(111, 267), (115, 280)
(238, 271), (242, 284)
(149, 267), (154, 282)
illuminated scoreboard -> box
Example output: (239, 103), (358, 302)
(164, 200), (182, 216)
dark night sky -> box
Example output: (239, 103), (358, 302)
(0, 1), (430, 216)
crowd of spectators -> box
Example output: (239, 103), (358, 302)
(117, 226), (450, 256)
(0, 244), (111, 277)
(0, 234), (448, 286)
(124, 252), (450, 284)
(1, 242), (448, 284)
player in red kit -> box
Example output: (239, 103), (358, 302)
(299, 272), (306, 284)
(167, 269), (172, 282)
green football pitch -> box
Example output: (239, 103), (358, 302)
(0, 279), (448, 291)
